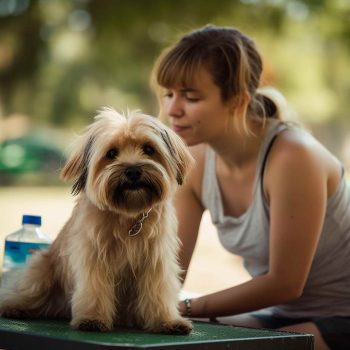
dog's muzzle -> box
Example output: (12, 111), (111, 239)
(111, 165), (163, 208)
(124, 166), (142, 183)
(116, 166), (155, 192)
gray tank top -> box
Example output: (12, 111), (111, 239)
(202, 119), (350, 318)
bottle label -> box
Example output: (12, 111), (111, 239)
(4, 241), (50, 268)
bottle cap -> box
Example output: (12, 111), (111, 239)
(22, 215), (42, 226)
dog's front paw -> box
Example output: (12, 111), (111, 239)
(72, 319), (111, 332)
(160, 319), (193, 335)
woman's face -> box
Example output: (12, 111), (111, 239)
(162, 67), (232, 146)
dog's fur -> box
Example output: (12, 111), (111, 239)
(0, 108), (193, 334)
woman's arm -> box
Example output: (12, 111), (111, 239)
(180, 131), (335, 317)
(176, 145), (205, 282)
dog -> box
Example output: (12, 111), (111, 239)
(0, 108), (193, 335)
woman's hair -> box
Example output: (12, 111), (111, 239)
(151, 25), (283, 131)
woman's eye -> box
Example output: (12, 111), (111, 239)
(143, 144), (155, 156)
(186, 95), (200, 102)
(163, 92), (173, 99)
(106, 148), (118, 159)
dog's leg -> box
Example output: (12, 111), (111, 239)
(134, 242), (192, 335)
(69, 251), (116, 332)
(0, 250), (68, 319)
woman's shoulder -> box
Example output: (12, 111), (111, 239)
(272, 125), (334, 163)
(265, 124), (341, 196)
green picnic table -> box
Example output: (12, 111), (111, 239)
(0, 318), (313, 349)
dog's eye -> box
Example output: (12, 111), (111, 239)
(106, 148), (118, 159)
(143, 144), (155, 156)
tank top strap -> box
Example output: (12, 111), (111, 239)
(253, 120), (291, 191)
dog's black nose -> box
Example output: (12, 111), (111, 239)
(125, 166), (142, 182)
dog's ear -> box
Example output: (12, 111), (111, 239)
(160, 129), (194, 185)
(60, 135), (94, 195)
(61, 107), (124, 195)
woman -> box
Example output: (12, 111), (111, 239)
(151, 25), (350, 350)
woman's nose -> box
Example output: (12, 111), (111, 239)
(166, 96), (184, 118)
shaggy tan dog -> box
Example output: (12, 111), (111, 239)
(0, 108), (193, 334)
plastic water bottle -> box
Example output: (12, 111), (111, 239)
(1, 215), (52, 288)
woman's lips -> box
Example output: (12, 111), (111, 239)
(172, 125), (190, 133)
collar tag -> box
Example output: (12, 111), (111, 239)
(128, 208), (152, 237)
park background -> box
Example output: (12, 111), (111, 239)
(0, 0), (349, 294)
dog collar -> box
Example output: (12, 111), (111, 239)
(128, 208), (153, 237)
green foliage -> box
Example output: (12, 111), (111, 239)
(0, 0), (349, 129)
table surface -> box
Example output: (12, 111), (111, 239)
(0, 318), (314, 350)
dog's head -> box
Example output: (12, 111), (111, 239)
(61, 108), (193, 216)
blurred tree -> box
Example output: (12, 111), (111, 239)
(0, 0), (349, 134)
(0, 0), (45, 117)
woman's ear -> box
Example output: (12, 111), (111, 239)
(228, 92), (251, 114)
(227, 92), (253, 136)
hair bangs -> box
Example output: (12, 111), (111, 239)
(156, 46), (204, 89)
